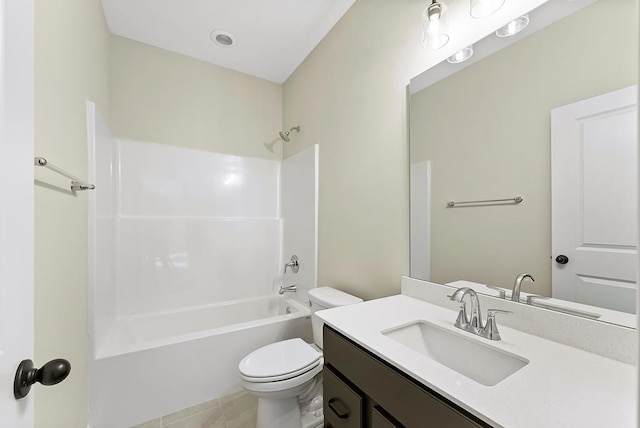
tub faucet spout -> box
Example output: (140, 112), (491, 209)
(279, 285), (297, 295)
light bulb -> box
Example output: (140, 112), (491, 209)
(447, 45), (474, 63)
(427, 1), (443, 21)
(422, 1), (449, 50)
(496, 15), (530, 37)
(470, 0), (505, 18)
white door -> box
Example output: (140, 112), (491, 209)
(551, 85), (638, 313)
(0, 0), (34, 426)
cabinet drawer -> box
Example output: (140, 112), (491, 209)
(324, 326), (487, 428)
(324, 365), (363, 428)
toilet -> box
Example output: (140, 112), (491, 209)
(238, 287), (363, 428)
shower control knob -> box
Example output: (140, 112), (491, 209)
(14, 358), (71, 399)
(555, 255), (569, 265)
(284, 255), (300, 274)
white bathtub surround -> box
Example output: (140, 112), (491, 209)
(87, 103), (319, 428)
(281, 145), (319, 304)
(87, 102), (119, 353)
(89, 122), (319, 333)
(88, 112), (285, 350)
(113, 138), (282, 318)
(316, 292), (637, 427)
(116, 216), (282, 317)
(409, 161), (431, 281)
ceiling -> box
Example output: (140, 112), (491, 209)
(101, 0), (356, 84)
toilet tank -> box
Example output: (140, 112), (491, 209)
(309, 287), (363, 349)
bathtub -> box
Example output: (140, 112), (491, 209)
(88, 295), (312, 428)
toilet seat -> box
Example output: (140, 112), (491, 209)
(239, 338), (322, 383)
(241, 360), (323, 394)
(241, 359), (322, 383)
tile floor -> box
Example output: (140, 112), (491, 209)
(132, 390), (258, 428)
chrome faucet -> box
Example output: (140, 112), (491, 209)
(448, 287), (512, 341)
(511, 273), (534, 302)
(284, 255), (299, 274)
(279, 284), (297, 295)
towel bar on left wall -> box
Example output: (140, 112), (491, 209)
(34, 157), (95, 191)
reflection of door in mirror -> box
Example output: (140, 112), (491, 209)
(552, 85), (638, 314)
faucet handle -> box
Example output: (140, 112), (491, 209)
(447, 291), (470, 329)
(482, 309), (512, 341)
(454, 301), (470, 329)
(284, 255), (300, 274)
(486, 309), (512, 317)
(486, 286), (506, 299)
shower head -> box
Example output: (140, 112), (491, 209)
(279, 126), (301, 142)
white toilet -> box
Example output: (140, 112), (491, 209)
(238, 287), (362, 428)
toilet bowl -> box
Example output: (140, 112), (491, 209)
(238, 287), (362, 428)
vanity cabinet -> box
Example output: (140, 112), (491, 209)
(323, 325), (491, 428)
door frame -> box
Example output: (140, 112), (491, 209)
(0, 0), (34, 426)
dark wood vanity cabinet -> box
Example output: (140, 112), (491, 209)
(323, 325), (491, 428)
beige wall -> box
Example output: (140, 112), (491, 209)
(283, 0), (415, 300)
(110, 36), (283, 160)
(410, 0), (638, 295)
(34, 0), (110, 427)
(281, 0), (548, 301)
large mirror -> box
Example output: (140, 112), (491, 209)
(409, 0), (638, 328)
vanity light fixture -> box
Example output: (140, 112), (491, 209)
(422, 1), (449, 50)
(495, 14), (530, 37)
(470, 0), (505, 18)
(447, 45), (474, 63)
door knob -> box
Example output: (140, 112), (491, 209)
(14, 358), (71, 399)
(555, 255), (569, 265)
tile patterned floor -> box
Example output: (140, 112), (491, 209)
(132, 390), (257, 428)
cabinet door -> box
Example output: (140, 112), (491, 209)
(324, 326), (487, 428)
(371, 406), (403, 428)
(324, 365), (363, 428)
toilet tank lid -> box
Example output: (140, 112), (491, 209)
(308, 287), (363, 307)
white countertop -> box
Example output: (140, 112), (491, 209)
(316, 294), (637, 428)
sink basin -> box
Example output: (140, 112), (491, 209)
(382, 321), (529, 386)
